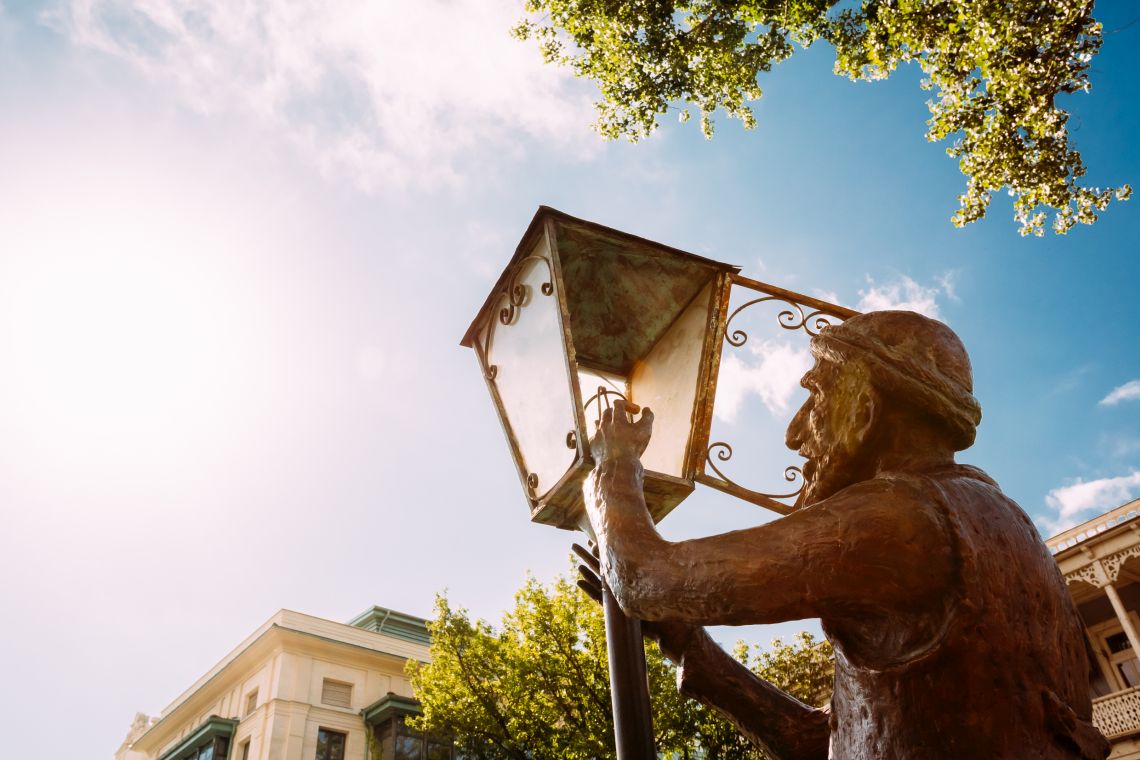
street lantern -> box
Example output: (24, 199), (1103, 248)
(461, 206), (856, 529)
(461, 207), (856, 759)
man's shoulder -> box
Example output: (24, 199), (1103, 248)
(804, 475), (943, 527)
(836, 465), (998, 499)
(811, 466), (1003, 522)
(823, 471), (934, 503)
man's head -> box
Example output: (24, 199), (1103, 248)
(786, 310), (982, 505)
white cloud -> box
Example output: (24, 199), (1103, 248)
(712, 273), (959, 425)
(1103, 433), (1140, 460)
(714, 339), (811, 423)
(46, 0), (597, 191)
(1043, 471), (1140, 533)
(812, 288), (842, 306)
(856, 275), (944, 318)
(935, 271), (959, 302)
(1100, 380), (1140, 407)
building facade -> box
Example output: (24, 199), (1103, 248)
(117, 606), (453, 760)
(1049, 497), (1140, 759)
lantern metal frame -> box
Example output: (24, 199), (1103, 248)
(461, 207), (857, 528)
(695, 272), (858, 514)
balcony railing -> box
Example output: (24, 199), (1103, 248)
(1094, 686), (1140, 739)
(1048, 498), (1140, 554)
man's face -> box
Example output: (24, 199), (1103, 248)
(785, 358), (877, 506)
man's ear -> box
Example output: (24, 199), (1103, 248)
(850, 386), (878, 450)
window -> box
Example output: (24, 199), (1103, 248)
(321, 679), (352, 709)
(1090, 616), (1140, 694)
(160, 717), (235, 760)
(425, 737), (453, 760)
(192, 736), (228, 760)
(395, 732), (424, 760)
(316, 728), (346, 760)
(373, 716), (456, 760)
(245, 689), (259, 717)
(1106, 631), (1140, 688)
(239, 740), (250, 760)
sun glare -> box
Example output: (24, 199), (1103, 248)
(0, 175), (262, 477)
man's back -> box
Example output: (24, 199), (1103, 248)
(824, 465), (1107, 759)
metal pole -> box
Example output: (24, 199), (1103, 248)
(602, 578), (655, 760)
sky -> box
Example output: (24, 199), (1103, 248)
(1, 1), (1139, 757)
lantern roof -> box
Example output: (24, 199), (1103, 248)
(460, 206), (741, 375)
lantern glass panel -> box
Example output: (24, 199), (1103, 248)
(628, 281), (713, 478)
(577, 366), (628, 430)
(484, 245), (576, 499)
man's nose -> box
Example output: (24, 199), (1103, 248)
(786, 403), (809, 451)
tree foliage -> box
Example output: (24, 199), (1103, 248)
(513, 0), (1130, 236)
(407, 568), (833, 759)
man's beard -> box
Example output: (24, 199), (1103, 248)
(798, 469), (836, 508)
(797, 452), (868, 507)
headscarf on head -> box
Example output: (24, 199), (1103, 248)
(810, 310), (982, 451)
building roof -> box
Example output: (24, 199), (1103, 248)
(133, 606), (431, 753)
(1047, 496), (1140, 556)
(362, 692), (422, 725)
(349, 605), (431, 645)
(156, 717), (237, 760)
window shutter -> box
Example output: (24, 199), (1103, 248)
(321, 679), (352, 708)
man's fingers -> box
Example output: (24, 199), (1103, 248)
(638, 406), (654, 430)
(576, 577), (602, 604)
(577, 563), (601, 585)
(612, 398), (641, 420)
(573, 544), (602, 604)
(572, 542), (600, 573)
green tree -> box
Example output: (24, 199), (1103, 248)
(513, 0), (1130, 236)
(407, 567), (832, 759)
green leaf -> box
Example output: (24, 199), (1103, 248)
(513, 0), (1129, 236)
(410, 561), (833, 758)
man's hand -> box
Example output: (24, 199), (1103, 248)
(582, 399), (654, 541)
(590, 399), (654, 465)
(572, 542), (700, 664)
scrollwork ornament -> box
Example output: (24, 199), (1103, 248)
(480, 255), (555, 380)
(705, 442), (804, 501)
(801, 309), (836, 337)
(1064, 563), (1104, 588)
(724, 296), (841, 347)
(497, 256), (553, 326)
(1103, 546), (1140, 583)
(583, 386), (629, 426)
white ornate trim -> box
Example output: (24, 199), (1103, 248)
(1093, 686), (1140, 739)
(1103, 546), (1140, 583)
(1066, 562), (1105, 588)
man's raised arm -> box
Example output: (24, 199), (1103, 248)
(583, 401), (956, 627)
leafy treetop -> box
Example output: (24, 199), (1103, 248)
(407, 566), (833, 759)
(514, 0), (1131, 236)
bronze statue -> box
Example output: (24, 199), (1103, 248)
(577, 310), (1109, 760)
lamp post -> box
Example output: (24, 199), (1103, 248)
(460, 207), (855, 758)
